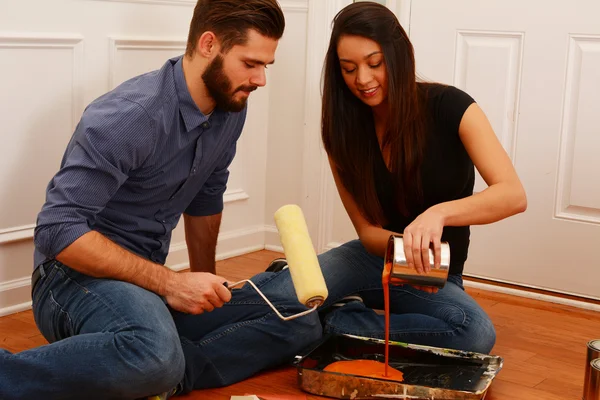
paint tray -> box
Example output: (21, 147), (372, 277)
(293, 334), (503, 399)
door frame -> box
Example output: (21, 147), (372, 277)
(301, 0), (413, 252)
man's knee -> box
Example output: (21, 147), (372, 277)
(287, 311), (323, 352)
(113, 329), (185, 396)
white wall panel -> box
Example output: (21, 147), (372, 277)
(555, 35), (600, 224)
(0, 34), (84, 242)
(454, 31), (523, 192)
(109, 37), (187, 88)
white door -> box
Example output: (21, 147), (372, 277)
(409, 0), (600, 299)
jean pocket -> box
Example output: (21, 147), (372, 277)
(33, 266), (74, 343)
(34, 289), (74, 343)
(31, 262), (59, 308)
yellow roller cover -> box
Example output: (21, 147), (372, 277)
(274, 204), (328, 306)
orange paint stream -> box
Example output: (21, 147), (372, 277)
(382, 260), (392, 377)
(321, 262), (402, 382)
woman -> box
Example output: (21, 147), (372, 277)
(268, 1), (526, 356)
(317, 1), (527, 354)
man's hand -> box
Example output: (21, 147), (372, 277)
(164, 272), (232, 314)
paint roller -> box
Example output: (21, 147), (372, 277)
(226, 204), (328, 321)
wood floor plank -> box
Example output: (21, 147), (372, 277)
(485, 379), (573, 400)
(1, 249), (597, 400)
(535, 377), (584, 400)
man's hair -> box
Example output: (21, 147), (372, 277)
(186, 0), (285, 56)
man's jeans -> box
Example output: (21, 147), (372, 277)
(0, 261), (321, 399)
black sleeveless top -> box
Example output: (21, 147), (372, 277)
(375, 84), (476, 276)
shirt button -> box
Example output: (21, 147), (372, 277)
(162, 219), (166, 223)
(192, 168), (197, 173)
(201, 122), (209, 129)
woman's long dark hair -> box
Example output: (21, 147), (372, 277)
(322, 2), (427, 225)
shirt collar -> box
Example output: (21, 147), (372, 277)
(173, 56), (210, 132)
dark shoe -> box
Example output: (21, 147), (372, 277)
(266, 257), (289, 272)
(331, 295), (364, 308)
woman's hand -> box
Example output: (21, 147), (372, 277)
(403, 206), (445, 275)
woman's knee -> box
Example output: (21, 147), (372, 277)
(458, 313), (496, 354)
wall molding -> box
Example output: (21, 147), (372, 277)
(108, 37), (186, 88)
(0, 277), (34, 317)
(91, 0), (307, 10)
(0, 187), (249, 245)
(281, 0), (308, 12)
(89, 0), (195, 6)
(323, 241), (342, 252)
(396, 0), (412, 36)
(0, 224), (35, 244)
(554, 34), (600, 225)
(0, 301), (33, 318)
(454, 30), (524, 165)
(224, 188), (250, 204)
(0, 277), (32, 297)
(0, 33), (84, 243)
(463, 279), (600, 313)
(0, 32), (85, 132)
(0, 32), (84, 48)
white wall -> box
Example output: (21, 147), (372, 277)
(0, 0), (311, 316)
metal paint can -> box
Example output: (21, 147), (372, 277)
(584, 358), (600, 399)
(384, 234), (450, 288)
(584, 340), (600, 399)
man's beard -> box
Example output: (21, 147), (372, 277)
(202, 54), (257, 113)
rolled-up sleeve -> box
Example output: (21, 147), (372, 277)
(34, 98), (155, 259)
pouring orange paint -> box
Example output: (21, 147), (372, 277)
(322, 259), (402, 381)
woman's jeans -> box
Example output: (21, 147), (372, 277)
(313, 240), (496, 354)
(0, 240), (494, 399)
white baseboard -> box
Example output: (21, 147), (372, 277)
(3, 227), (599, 316)
(264, 224), (284, 252)
(0, 277), (34, 317)
(324, 241), (342, 252)
(463, 279), (600, 312)
(0, 301), (33, 318)
(0, 225), (267, 315)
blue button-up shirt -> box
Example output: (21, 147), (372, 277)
(33, 56), (247, 268)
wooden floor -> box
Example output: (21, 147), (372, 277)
(2, 250), (599, 399)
